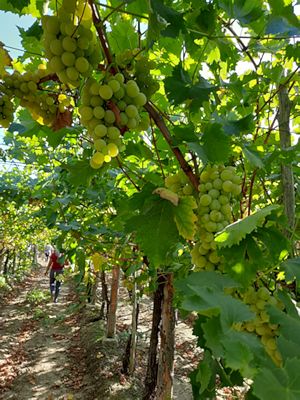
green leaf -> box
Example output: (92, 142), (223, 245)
(174, 196), (198, 240)
(175, 271), (239, 294)
(65, 160), (98, 188)
(149, 0), (185, 38)
(220, 114), (255, 135)
(266, 15), (300, 35)
(243, 146), (264, 168)
(202, 123), (230, 163)
(222, 331), (261, 376)
(215, 205), (280, 248)
(164, 64), (217, 106)
(281, 257), (300, 282)
(125, 198), (180, 267)
(173, 124), (198, 143)
(186, 142), (208, 163)
(253, 358), (300, 400)
(7, 0), (30, 12)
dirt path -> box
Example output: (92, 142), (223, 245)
(0, 263), (84, 400)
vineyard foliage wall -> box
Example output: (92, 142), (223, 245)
(0, 0), (300, 398)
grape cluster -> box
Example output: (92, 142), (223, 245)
(115, 49), (159, 98)
(79, 72), (150, 169)
(165, 170), (194, 196)
(2, 68), (73, 126)
(42, 0), (101, 88)
(235, 286), (283, 366)
(0, 93), (14, 128)
(192, 165), (241, 271)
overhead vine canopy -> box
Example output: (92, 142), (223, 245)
(0, 0), (299, 399)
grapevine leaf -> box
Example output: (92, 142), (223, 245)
(64, 160), (98, 188)
(0, 42), (12, 76)
(215, 205), (281, 248)
(186, 142), (208, 163)
(277, 336), (300, 361)
(150, 0), (185, 38)
(164, 64), (191, 105)
(222, 331), (261, 377)
(164, 64), (217, 106)
(175, 271), (239, 294)
(181, 286), (254, 326)
(253, 358), (300, 400)
(125, 198), (180, 267)
(267, 305), (300, 346)
(173, 196), (198, 240)
(6, 0), (30, 12)
(220, 114), (255, 135)
(202, 123), (230, 163)
(243, 145), (264, 168)
(266, 15), (300, 35)
(281, 257), (300, 282)
(173, 124), (198, 143)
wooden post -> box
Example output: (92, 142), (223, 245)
(143, 273), (165, 400)
(107, 265), (120, 338)
(129, 272), (138, 374)
(156, 273), (175, 400)
(278, 84), (295, 244)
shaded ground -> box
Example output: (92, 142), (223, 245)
(0, 263), (245, 400)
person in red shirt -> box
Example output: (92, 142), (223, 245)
(45, 249), (68, 303)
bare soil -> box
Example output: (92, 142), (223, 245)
(0, 262), (244, 400)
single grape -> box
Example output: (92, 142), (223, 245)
(61, 52), (76, 67)
(75, 56), (90, 73)
(99, 84), (113, 100)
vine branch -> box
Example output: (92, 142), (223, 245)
(144, 102), (199, 191)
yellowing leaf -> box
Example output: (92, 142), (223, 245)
(91, 252), (105, 272)
(153, 187), (179, 206)
(0, 43), (12, 77)
(174, 196), (198, 240)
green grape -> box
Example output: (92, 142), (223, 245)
(127, 118), (137, 129)
(66, 67), (79, 81)
(75, 56), (89, 73)
(61, 0), (77, 13)
(77, 36), (90, 50)
(45, 16), (60, 35)
(48, 56), (65, 72)
(50, 39), (64, 56)
(79, 106), (93, 121)
(125, 81), (140, 97)
(117, 100), (126, 111)
(61, 52), (76, 66)
(107, 126), (120, 140)
(210, 199), (221, 210)
(114, 73), (125, 83)
(125, 104), (138, 118)
(114, 87), (125, 100)
(219, 195), (229, 205)
(133, 92), (147, 106)
(208, 189), (219, 199)
(120, 112), (128, 126)
(104, 110), (115, 124)
(90, 96), (103, 107)
(91, 152), (104, 166)
(199, 194), (212, 206)
(93, 106), (105, 119)
(99, 84), (113, 100)
(205, 221), (217, 233)
(107, 142), (119, 157)
(94, 139), (106, 151)
(221, 169), (234, 181)
(108, 79), (120, 93)
(62, 36), (77, 52)
(205, 182), (213, 191)
(94, 124), (107, 137)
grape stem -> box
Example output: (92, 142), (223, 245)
(144, 102), (199, 191)
(88, 0), (116, 71)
